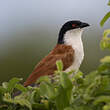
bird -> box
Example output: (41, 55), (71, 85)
(24, 20), (89, 87)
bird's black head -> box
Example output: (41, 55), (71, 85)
(58, 20), (90, 44)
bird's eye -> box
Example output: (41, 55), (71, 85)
(72, 24), (77, 27)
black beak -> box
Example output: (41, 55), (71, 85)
(80, 22), (90, 28)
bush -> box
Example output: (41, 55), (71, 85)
(1, 58), (110, 110)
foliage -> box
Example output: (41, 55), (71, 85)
(100, 0), (110, 50)
(100, 12), (110, 27)
(100, 29), (110, 49)
(0, 58), (110, 110)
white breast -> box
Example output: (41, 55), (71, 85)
(64, 28), (84, 72)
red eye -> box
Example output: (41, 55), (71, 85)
(72, 24), (76, 27)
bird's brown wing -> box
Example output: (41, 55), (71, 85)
(24, 44), (74, 86)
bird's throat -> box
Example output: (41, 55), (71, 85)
(64, 29), (83, 46)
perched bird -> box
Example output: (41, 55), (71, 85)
(24, 20), (89, 87)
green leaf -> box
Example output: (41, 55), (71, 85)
(7, 78), (22, 93)
(103, 104), (110, 110)
(15, 84), (28, 92)
(55, 86), (71, 110)
(55, 71), (73, 110)
(2, 82), (8, 89)
(60, 72), (73, 89)
(73, 71), (84, 84)
(36, 76), (51, 84)
(29, 90), (39, 104)
(100, 29), (110, 50)
(30, 89), (42, 103)
(74, 71), (83, 79)
(67, 70), (75, 75)
(103, 29), (110, 38)
(100, 12), (110, 27)
(93, 96), (110, 105)
(56, 60), (63, 71)
(98, 62), (110, 72)
(0, 86), (6, 93)
(39, 82), (55, 99)
(100, 56), (110, 63)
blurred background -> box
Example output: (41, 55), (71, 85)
(0, 0), (110, 83)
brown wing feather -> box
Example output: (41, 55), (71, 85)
(24, 44), (74, 86)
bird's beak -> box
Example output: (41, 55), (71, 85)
(80, 22), (90, 28)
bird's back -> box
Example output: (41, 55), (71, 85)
(23, 44), (74, 86)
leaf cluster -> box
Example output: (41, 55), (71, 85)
(1, 59), (110, 110)
(100, 0), (110, 50)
